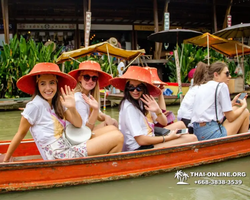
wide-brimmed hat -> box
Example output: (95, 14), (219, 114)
(144, 66), (167, 85)
(17, 62), (77, 95)
(110, 66), (161, 96)
(68, 60), (112, 88)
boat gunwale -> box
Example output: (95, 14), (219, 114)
(1, 131), (250, 170)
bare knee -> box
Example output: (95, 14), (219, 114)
(182, 134), (198, 142)
(110, 130), (124, 144)
(243, 108), (249, 118)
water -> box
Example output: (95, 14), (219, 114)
(0, 105), (250, 199)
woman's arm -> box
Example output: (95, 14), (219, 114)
(158, 85), (167, 111)
(61, 86), (82, 127)
(135, 130), (180, 146)
(3, 117), (31, 162)
(98, 112), (118, 127)
(140, 94), (168, 126)
(82, 94), (99, 130)
(224, 98), (247, 122)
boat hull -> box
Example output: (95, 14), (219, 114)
(1, 132), (250, 193)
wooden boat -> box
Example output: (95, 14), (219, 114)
(0, 97), (31, 110)
(1, 132), (250, 193)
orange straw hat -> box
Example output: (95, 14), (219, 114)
(110, 66), (161, 96)
(144, 66), (167, 86)
(68, 60), (112, 88)
(17, 62), (77, 95)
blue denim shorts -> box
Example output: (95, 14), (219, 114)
(193, 121), (227, 141)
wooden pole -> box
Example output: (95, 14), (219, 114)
(207, 34), (210, 65)
(158, 0), (170, 59)
(223, 0), (233, 29)
(83, 0), (87, 47)
(213, 0), (217, 32)
(1, 0), (9, 44)
(88, 0), (91, 11)
(153, 0), (159, 59)
(174, 50), (183, 102)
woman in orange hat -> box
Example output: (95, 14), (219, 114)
(3, 62), (85, 162)
(110, 66), (197, 151)
(69, 60), (119, 129)
(68, 60), (124, 152)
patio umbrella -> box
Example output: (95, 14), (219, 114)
(214, 23), (250, 58)
(213, 23), (250, 39)
(56, 42), (145, 64)
(184, 33), (229, 65)
(211, 40), (250, 57)
(147, 29), (202, 44)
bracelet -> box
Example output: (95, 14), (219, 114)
(86, 120), (95, 126)
(162, 135), (165, 143)
(156, 111), (162, 117)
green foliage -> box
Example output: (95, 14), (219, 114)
(244, 55), (250, 85)
(165, 44), (238, 83)
(0, 35), (63, 98)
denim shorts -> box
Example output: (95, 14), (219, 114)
(193, 121), (227, 141)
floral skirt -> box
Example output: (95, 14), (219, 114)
(43, 137), (88, 160)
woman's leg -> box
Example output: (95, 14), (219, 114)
(92, 124), (118, 137)
(164, 121), (186, 130)
(223, 109), (249, 135)
(154, 134), (197, 148)
(86, 130), (124, 156)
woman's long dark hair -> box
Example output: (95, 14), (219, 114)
(119, 81), (150, 116)
(32, 79), (64, 119)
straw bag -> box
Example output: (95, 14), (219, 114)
(64, 124), (92, 145)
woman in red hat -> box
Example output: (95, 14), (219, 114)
(68, 60), (124, 153)
(110, 66), (197, 151)
(3, 62), (85, 162)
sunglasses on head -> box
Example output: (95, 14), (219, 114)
(225, 71), (230, 77)
(82, 74), (99, 82)
(127, 84), (144, 92)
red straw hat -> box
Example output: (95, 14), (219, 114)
(68, 60), (112, 88)
(17, 62), (77, 95)
(110, 66), (161, 96)
(144, 66), (167, 85)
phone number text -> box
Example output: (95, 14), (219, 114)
(194, 179), (243, 185)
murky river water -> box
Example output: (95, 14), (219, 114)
(0, 104), (250, 199)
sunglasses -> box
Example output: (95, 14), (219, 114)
(82, 74), (99, 82)
(225, 71), (230, 77)
(127, 84), (144, 92)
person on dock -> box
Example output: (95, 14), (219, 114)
(110, 66), (197, 151)
(67, 60), (124, 149)
(191, 61), (249, 141)
(144, 66), (184, 129)
(177, 62), (209, 133)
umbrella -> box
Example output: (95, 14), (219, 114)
(184, 33), (229, 65)
(147, 29), (202, 44)
(211, 40), (250, 57)
(213, 23), (250, 39)
(56, 42), (145, 64)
